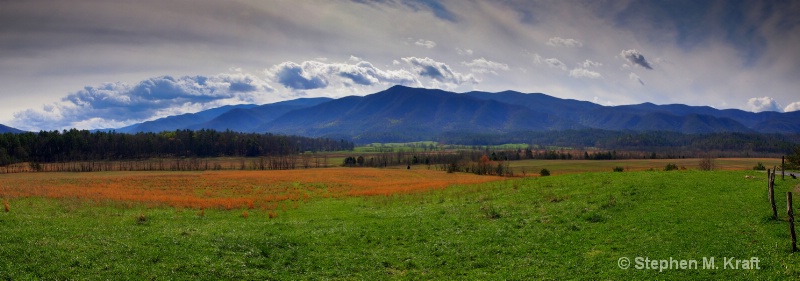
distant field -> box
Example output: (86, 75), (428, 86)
(508, 158), (785, 175)
(353, 142), (533, 153)
(0, 168), (504, 209)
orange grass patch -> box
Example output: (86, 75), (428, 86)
(0, 168), (504, 210)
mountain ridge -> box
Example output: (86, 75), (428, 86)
(79, 85), (800, 140)
(0, 124), (25, 134)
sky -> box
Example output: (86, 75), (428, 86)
(1, 0), (799, 131)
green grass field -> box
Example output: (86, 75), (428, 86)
(2, 169), (800, 279)
(509, 158), (785, 175)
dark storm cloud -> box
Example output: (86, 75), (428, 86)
(620, 49), (653, 70)
(272, 62), (330, 90)
(402, 57), (476, 85)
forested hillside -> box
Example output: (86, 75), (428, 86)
(0, 129), (353, 166)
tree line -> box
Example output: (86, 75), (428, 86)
(341, 150), (515, 176)
(0, 129), (354, 166)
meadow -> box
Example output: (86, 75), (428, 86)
(509, 157), (784, 175)
(1, 160), (799, 279)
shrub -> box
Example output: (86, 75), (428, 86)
(699, 155), (715, 171)
(753, 162), (766, 171)
(241, 210), (249, 219)
(613, 166), (624, 172)
(664, 163), (679, 171)
(788, 146), (800, 170)
(480, 204), (501, 219)
(136, 213), (147, 224)
(540, 168), (551, 176)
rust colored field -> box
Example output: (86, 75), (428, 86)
(0, 168), (504, 210)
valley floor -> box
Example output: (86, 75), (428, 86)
(1, 163), (799, 279)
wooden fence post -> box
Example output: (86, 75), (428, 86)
(783, 156), (786, 180)
(770, 169), (778, 220)
(788, 192), (797, 252)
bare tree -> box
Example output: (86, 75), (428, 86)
(699, 154), (715, 171)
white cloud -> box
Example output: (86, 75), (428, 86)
(4, 1), (800, 128)
(13, 72), (276, 130)
(530, 52), (543, 64)
(456, 47), (474, 56)
(546, 37), (583, 47)
(569, 68), (601, 79)
(784, 102), (800, 112)
(414, 39), (437, 49)
(593, 96), (615, 106)
(267, 59), (418, 90)
(747, 96), (781, 112)
(462, 57), (509, 74)
(545, 58), (567, 71)
(580, 60), (602, 68)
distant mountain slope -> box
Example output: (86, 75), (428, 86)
(465, 90), (601, 122)
(0, 124), (25, 133)
(114, 98), (332, 133)
(615, 103), (780, 128)
(192, 97), (332, 132)
(754, 111), (800, 134)
(258, 86), (575, 138)
(463, 89), (760, 134)
(102, 85), (800, 140)
(117, 104), (258, 133)
(580, 108), (753, 133)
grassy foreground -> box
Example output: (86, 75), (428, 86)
(2, 170), (800, 279)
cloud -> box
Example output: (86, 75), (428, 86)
(530, 52), (543, 64)
(570, 60), (603, 78)
(267, 59), (418, 90)
(569, 68), (601, 79)
(747, 96), (781, 112)
(5, 1), (800, 128)
(13, 72), (275, 130)
(620, 49), (653, 70)
(402, 57), (477, 85)
(456, 47), (474, 56)
(415, 39), (437, 49)
(785, 102), (800, 112)
(593, 96), (615, 106)
(270, 62), (329, 90)
(580, 60), (602, 68)
(629, 72), (644, 85)
(545, 58), (567, 71)
(546, 37), (583, 47)
(462, 57), (509, 74)
(396, 0), (458, 22)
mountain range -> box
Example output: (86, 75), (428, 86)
(7, 85), (800, 140)
(0, 124), (25, 134)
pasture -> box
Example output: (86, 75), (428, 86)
(1, 161), (799, 279)
(508, 158), (784, 175)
